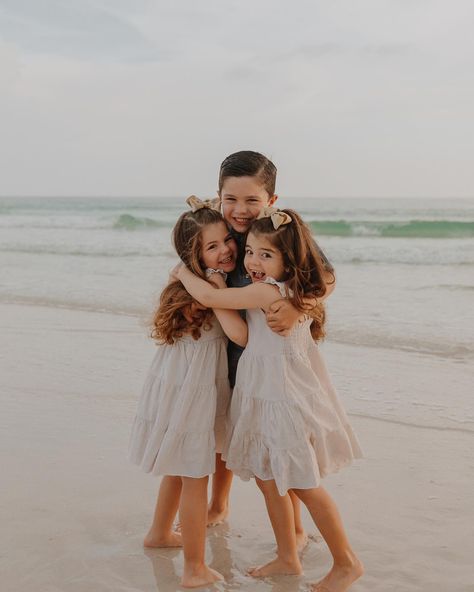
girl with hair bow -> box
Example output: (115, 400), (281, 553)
(128, 197), (246, 588)
(176, 207), (363, 592)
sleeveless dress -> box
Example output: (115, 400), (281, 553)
(128, 317), (231, 478)
(222, 278), (362, 495)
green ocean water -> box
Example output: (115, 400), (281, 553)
(1, 196), (473, 431)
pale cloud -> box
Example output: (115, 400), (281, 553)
(0, 0), (158, 61)
(0, 0), (473, 197)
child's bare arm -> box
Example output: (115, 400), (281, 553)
(177, 265), (277, 311)
(265, 300), (303, 336)
(266, 271), (336, 335)
(207, 273), (248, 347)
(213, 309), (248, 347)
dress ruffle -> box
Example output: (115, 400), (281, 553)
(223, 385), (361, 496)
(128, 322), (230, 478)
(222, 283), (362, 495)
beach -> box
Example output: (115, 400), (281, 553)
(3, 0), (474, 587)
(1, 302), (473, 592)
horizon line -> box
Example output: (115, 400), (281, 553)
(1, 194), (473, 200)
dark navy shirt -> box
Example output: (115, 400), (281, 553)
(226, 231), (251, 387)
(225, 229), (333, 387)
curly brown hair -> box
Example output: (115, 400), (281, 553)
(249, 209), (334, 341)
(151, 205), (225, 344)
(151, 281), (214, 344)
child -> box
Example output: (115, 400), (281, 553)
(128, 197), (247, 589)
(208, 151), (335, 553)
(176, 207), (363, 592)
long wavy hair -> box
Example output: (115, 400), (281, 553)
(151, 206), (225, 344)
(248, 209), (334, 341)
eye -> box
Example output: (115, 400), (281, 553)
(245, 248), (253, 255)
(224, 235), (233, 243)
(261, 252), (271, 258)
(207, 244), (217, 250)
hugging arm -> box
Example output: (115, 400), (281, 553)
(178, 266), (277, 312)
(206, 273), (248, 347)
(266, 283), (335, 336)
(266, 251), (336, 336)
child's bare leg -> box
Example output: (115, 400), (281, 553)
(144, 475), (183, 548)
(180, 476), (223, 588)
(292, 486), (363, 592)
(289, 489), (308, 553)
(249, 478), (303, 577)
(208, 453), (232, 525)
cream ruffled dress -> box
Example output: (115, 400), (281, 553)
(128, 317), (230, 478)
(222, 278), (362, 495)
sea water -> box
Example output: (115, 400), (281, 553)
(1, 196), (473, 431)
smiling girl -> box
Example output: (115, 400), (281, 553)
(128, 197), (246, 588)
(176, 207), (363, 592)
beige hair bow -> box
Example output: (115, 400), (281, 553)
(186, 195), (221, 212)
(257, 206), (292, 230)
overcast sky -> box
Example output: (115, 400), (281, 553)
(0, 0), (473, 198)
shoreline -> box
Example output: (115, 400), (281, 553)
(1, 299), (472, 432)
(1, 303), (473, 591)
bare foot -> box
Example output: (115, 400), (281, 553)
(207, 505), (229, 526)
(181, 564), (223, 588)
(310, 559), (364, 591)
(248, 556), (303, 577)
(296, 530), (309, 554)
(143, 530), (182, 548)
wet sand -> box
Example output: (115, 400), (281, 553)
(1, 303), (472, 591)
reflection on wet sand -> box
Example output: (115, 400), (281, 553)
(145, 521), (310, 592)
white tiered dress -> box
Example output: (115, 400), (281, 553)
(128, 317), (230, 478)
(222, 278), (362, 495)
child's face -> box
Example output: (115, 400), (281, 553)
(244, 232), (285, 283)
(200, 221), (238, 272)
(220, 176), (277, 234)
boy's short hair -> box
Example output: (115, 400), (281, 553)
(218, 150), (277, 196)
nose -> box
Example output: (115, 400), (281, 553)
(234, 202), (249, 216)
(220, 242), (231, 257)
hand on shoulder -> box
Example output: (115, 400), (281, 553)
(207, 271), (227, 289)
(265, 298), (303, 335)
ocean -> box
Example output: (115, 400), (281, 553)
(1, 196), (473, 433)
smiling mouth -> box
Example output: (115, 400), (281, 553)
(219, 255), (234, 265)
(249, 270), (265, 280)
(233, 217), (252, 225)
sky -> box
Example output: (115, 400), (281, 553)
(0, 0), (473, 198)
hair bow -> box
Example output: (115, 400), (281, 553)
(257, 206), (292, 230)
(186, 195), (221, 212)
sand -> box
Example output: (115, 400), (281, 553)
(1, 303), (472, 592)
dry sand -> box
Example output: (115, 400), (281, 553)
(1, 303), (472, 592)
